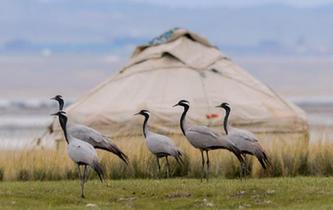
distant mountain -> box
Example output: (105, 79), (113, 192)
(0, 0), (333, 56)
(1, 37), (148, 55)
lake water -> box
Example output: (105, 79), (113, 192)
(0, 98), (331, 150)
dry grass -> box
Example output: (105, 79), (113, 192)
(0, 133), (331, 181)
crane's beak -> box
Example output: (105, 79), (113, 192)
(215, 105), (221, 108)
(134, 112), (140, 116)
(172, 103), (179, 107)
(50, 112), (58, 116)
(50, 111), (66, 116)
(50, 97), (56, 100)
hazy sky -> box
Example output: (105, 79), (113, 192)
(36, 0), (333, 8)
(0, 0), (332, 99)
(2, 0), (333, 47)
(129, 0), (333, 7)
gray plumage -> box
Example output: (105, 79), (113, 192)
(185, 125), (241, 153)
(217, 102), (270, 171)
(135, 110), (183, 177)
(52, 111), (104, 198)
(174, 100), (244, 181)
(50, 95), (128, 164)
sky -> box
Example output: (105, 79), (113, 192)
(131, 0), (333, 8)
(37, 0), (333, 8)
(0, 0), (332, 98)
(1, 0), (333, 53)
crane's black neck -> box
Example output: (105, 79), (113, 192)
(180, 105), (189, 136)
(142, 113), (149, 138)
(57, 98), (64, 111)
(58, 114), (69, 144)
(223, 106), (231, 135)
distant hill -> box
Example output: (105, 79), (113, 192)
(0, 0), (333, 56)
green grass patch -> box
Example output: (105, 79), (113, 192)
(0, 177), (333, 209)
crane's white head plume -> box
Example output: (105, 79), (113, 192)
(50, 95), (63, 101)
(134, 109), (150, 117)
(173, 100), (190, 107)
(216, 102), (230, 109)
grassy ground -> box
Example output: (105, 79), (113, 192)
(0, 177), (333, 210)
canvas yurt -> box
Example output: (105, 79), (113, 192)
(41, 28), (308, 148)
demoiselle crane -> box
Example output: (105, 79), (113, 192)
(173, 100), (244, 181)
(50, 95), (128, 164)
(216, 102), (270, 176)
(51, 111), (104, 198)
(135, 110), (183, 177)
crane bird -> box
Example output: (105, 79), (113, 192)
(173, 100), (244, 181)
(216, 102), (270, 176)
(52, 111), (104, 198)
(135, 110), (183, 177)
(50, 95), (128, 165)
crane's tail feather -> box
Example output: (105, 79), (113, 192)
(108, 142), (129, 165)
(97, 141), (129, 165)
(177, 150), (183, 157)
(92, 161), (104, 182)
(229, 144), (244, 163)
(175, 150), (184, 166)
(262, 151), (271, 168)
(255, 149), (271, 170)
(258, 156), (267, 169)
(263, 151), (271, 167)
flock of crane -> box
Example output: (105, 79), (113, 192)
(50, 95), (270, 198)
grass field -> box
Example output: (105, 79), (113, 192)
(0, 133), (318, 181)
(0, 177), (333, 210)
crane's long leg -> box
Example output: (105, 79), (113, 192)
(240, 162), (244, 180)
(200, 150), (205, 182)
(156, 156), (161, 179)
(239, 154), (245, 180)
(77, 164), (82, 180)
(83, 165), (89, 183)
(81, 165), (88, 198)
(86, 167), (91, 183)
(205, 150), (210, 182)
(77, 165), (85, 198)
(240, 154), (248, 180)
(243, 154), (248, 179)
(165, 156), (170, 178)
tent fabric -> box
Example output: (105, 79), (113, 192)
(46, 28), (308, 141)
